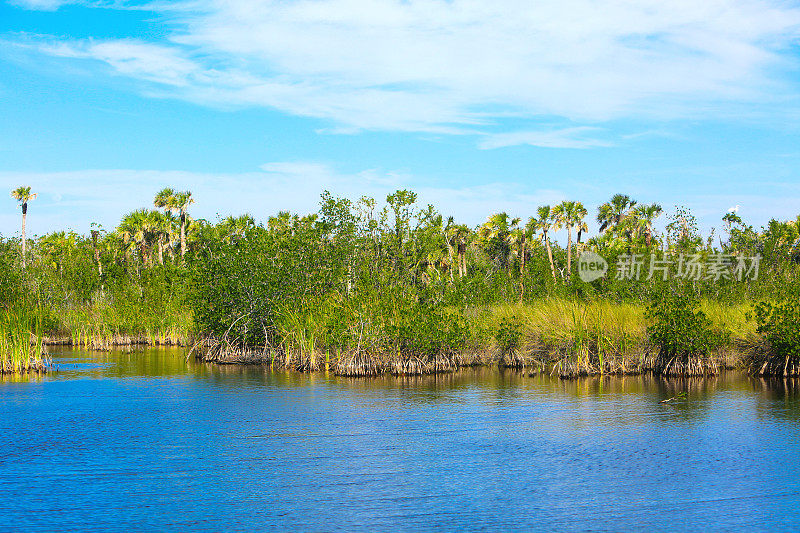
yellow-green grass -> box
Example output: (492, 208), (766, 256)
(0, 306), (47, 373)
(199, 297), (762, 376)
(47, 301), (193, 350)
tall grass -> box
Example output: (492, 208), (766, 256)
(198, 297), (755, 377)
(45, 297), (192, 350)
(0, 304), (47, 373)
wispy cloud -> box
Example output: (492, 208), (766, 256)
(9, 0), (71, 10)
(479, 127), (614, 149)
(0, 164), (567, 236)
(3, 164), (799, 240)
(8, 0), (800, 140)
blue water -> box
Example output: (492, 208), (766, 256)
(2, 348), (800, 531)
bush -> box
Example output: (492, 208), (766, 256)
(753, 298), (800, 364)
(645, 291), (728, 360)
(495, 316), (522, 355)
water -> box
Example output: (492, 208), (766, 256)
(3, 348), (800, 531)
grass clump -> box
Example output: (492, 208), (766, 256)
(0, 305), (47, 373)
(749, 296), (800, 376)
(645, 291), (729, 376)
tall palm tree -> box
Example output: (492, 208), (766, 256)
(149, 211), (174, 265)
(509, 219), (529, 276)
(553, 202), (573, 277)
(175, 191), (194, 257)
(11, 186), (36, 269)
(118, 209), (160, 265)
(478, 213), (519, 272)
(633, 203), (663, 247)
(573, 202), (589, 252)
(447, 224), (471, 278)
(553, 201), (588, 278)
(444, 216), (457, 281)
(154, 188), (193, 258)
(529, 205), (557, 281)
(154, 187), (177, 213)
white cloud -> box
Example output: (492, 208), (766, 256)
(3, 165), (799, 240)
(9, 0), (71, 10)
(0, 165), (568, 236)
(17, 0), (800, 137)
(479, 127), (614, 149)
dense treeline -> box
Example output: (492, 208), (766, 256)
(2, 186), (800, 375)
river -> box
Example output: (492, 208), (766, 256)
(2, 347), (800, 531)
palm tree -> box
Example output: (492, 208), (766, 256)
(11, 186), (36, 269)
(447, 224), (471, 278)
(633, 203), (663, 247)
(118, 209), (160, 265)
(149, 211), (174, 265)
(553, 201), (588, 278)
(154, 188), (193, 258)
(509, 219), (529, 276)
(175, 191), (194, 257)
(478, 213), (519, 272)
(573, 202), (589, 252)
(154, 187), (177, 213)
(528, 206), (557, 281)
(597, 194), (637, 234)
(219, 214), (256, 243)
(553, 202), (572, 277)
(444, 216), (457, 281)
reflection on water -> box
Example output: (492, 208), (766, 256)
(2, 348), (800, 531)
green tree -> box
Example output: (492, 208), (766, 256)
(597, 194), (637, 242)
(633, 203), (663, 247)
(528, 205), (557, 281)
(478, 212), (519, 272)
(154, 188), (194, 258)
(446, 222), (471, 278)
(553, 201), (586, 278)
(10, 186), (36, 269)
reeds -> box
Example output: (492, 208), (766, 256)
(0, 305), (48, 373)
(194, 298), (761, 378)
(46, 299), (192, 350)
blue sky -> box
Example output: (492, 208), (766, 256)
(1, 0), (800, 239)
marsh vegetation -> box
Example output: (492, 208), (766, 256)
(2, 186), (800, 376)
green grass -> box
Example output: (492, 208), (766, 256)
(0, 304), (47, 373)
(53, 299), (193, 349)
(201, 297), (757, 376)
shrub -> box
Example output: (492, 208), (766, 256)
(495, 316), (522, 355)
(645, 291), (729, 360)
(752, 297), (800, 374)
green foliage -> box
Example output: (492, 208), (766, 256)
(495, 316), (522, 354)
(754, 297), (800, 362)
(645, 290), (729, 360)
(0, 301), (45, 373)
(5, 184), (800, 375)
(0, 237), (22, 305)
(666, 206), (702, 251)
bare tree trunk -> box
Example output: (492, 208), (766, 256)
(158, 237), (164, 265)
(543, 230), (556, 281)
(180, 211), (187, 258)
(20, 204), (27, 270)
(519, 235), (526, 301)
(91, 230), (103, 278)
(458, 242), (467, 278)
(447, 240), (454, 282)
(566, 225), (573, 280)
